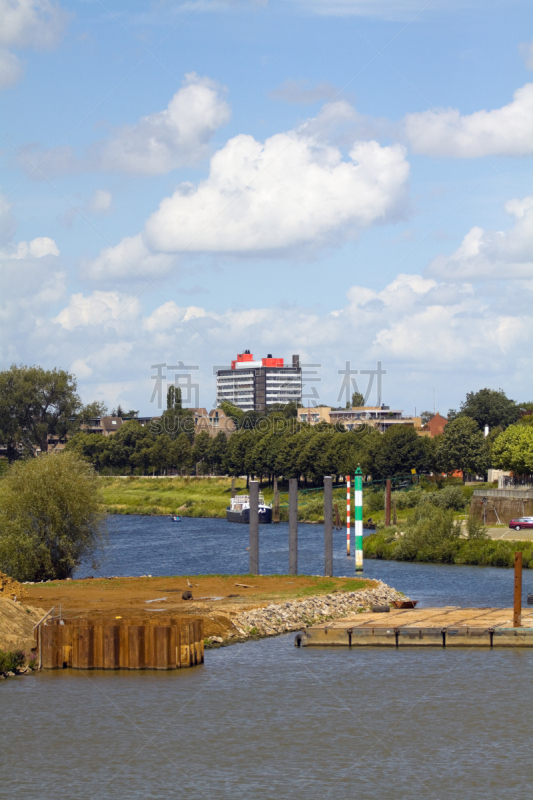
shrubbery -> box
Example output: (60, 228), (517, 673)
(0, 649), (25, 675)
(363, 504), (532, 568)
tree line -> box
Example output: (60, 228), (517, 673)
(1, 365), (533, 483)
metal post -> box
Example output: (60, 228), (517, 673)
(231, 477), (236, 498)
(289, 478), (298, 575)
(346, 476), (351, 556)
(385, 479), (392, 527)
(249, 480), (259, 575)
(514, 551), (522, 628)
(273, 476), (280, 523)
(324, 476), (333, 577)
(355, 467), (363, 572)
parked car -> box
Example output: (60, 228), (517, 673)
(509, 517), (533, 531)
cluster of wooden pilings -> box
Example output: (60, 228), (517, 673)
(248, 475), (364, 577)
(36, 616), (204, 670)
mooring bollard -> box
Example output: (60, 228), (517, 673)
(289, 478), (298, 575)
(324, 476), (333, 577)
(355, 467), (363, 572)
(249, 480), (259, 575)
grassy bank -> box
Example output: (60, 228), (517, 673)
(364, 529), (533, 569)
(99, 476), (267, 517)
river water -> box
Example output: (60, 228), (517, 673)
(3, 517), (532, 800)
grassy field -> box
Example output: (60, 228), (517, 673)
(100, 476), (274, 518)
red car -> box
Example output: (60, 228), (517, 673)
(509, 517), (533, 531)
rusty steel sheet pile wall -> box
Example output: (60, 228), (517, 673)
(37, 617), (203, 670)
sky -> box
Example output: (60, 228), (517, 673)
(1, 0), (533, 417)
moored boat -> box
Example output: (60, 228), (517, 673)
(226, 493), (272, 524)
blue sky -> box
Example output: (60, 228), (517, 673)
(1, 0), (533, 416)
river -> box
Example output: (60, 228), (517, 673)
(2, 516), (532, 800)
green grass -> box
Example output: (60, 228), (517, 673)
(100, 476), (274, 518)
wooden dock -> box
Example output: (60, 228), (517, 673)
(36, 616), (204, 669)
(296, 607), (533, 648)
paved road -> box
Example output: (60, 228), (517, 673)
(486, 527), (533, 541)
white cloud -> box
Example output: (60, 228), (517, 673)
(0, 0), (67, 89)
(428, 196), (533, 280)
(19, 74), (230, 177)
(53, 291), (142, 331)
(405, 83), (533, 157)
(85, 189), (113, 215)
(85, 233), (176, 281)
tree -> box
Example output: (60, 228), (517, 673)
(65, 432), (111, 471)
(448, 388), (519, 431)
(491, 424), (533, 475)
(107, 420), (153, 473)
(79, 401), (108, 423)
(148, 434), (172, 474)
(170, 433), (193, 475)
(192, 431), (211, 473)
(0, 365), (81, 461)
(208, 431), (229, 475)
(167, 385), (182, 410)
(366, 426), (429, 479)
(436, 417), (488, 480)
(351, 391), (365, 407)
(420, 410), (434, 426)
(0, 452), (105, 581)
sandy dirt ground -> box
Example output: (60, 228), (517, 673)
(23, 574), (375, 640)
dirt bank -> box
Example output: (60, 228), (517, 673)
(23, 574), (380, 641)
(0, 598), (45, 653)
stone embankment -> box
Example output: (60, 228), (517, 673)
(206, 582), (407, 645)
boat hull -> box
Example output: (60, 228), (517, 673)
(226, 507), (272, 524)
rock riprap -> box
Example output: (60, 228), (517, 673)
(217, 581), (408, 642)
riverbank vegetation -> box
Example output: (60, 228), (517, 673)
(0, 453), (105, 582)
(364, 505), (533, 568)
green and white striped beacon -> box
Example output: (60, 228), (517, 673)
(354, 466), (363, 572)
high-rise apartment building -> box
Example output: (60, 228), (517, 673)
(216, 351), (302, 411)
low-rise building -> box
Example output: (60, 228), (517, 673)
(296, 405), (422, 432)
(418, 412), (448, 438)
(193, 408), (236, 437)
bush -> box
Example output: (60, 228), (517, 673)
(366, 489), (384, 513)
(0, 649), (25, 675)
(394, 505), (461, 563)
(0, 452), (106, 582)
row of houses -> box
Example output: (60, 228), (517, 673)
(296, 407), (449, 437)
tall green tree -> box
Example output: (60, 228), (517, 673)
(491, 424), (533, 475)
(0, 365), (81, 460)
(448, 388), (519, 430)
(107, 420), (153, 473)
(351, 391), (365, 407)
(366, 426), (429, 480)
(192, 431), (211, 474)
(65, 432), (111, 470)
(148, 434), (172, 474)
(170, 433), (193, 475)
(208, 431), (229, 475)
(0, 452), (105, 581)
(436, 417), (488, 480)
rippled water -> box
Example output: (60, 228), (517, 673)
(3, 516), (532, 800)
(77, 515), (530, 608)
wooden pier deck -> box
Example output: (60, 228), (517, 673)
(296, 607), (533, 648)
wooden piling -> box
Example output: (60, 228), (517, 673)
(249, 480), (259, 575)
(324, 476), (333, 577)
(514, 551), (523, 628)
(273, 477), (280, 523)
(289, 478), (298, 575)
(385, 479), (392, 527)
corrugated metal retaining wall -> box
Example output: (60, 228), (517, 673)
(37, 617), (203, 670)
